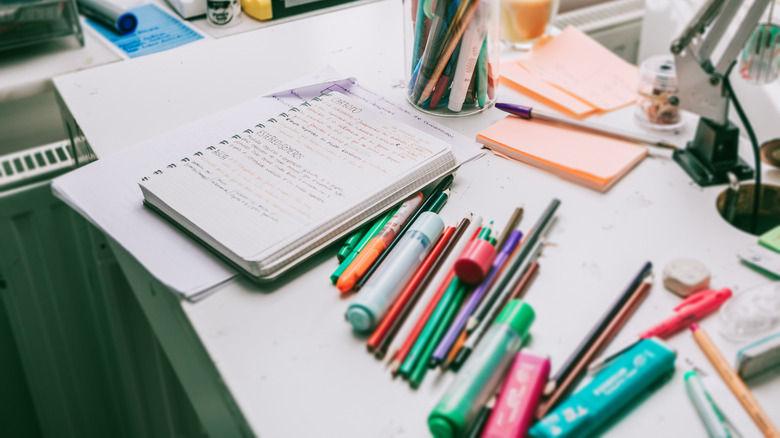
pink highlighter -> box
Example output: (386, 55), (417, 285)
(482, 351), (550, 438)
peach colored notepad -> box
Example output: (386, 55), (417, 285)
(476, 116), (647, 192)
(502, 26), (639, 115)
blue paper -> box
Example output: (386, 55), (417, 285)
(87, 4), (203, 59)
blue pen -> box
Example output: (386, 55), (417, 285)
(529, 338), (677, 438)
(346, 212), (444, 332)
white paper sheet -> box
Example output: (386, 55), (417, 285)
(52, 67), (483, 300)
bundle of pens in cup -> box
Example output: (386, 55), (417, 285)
(403, 0), (501, 115)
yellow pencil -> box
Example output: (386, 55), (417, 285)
(690, 324), (780, 438)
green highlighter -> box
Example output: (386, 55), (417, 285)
(428, 299), (535, 438)
(758, 225), (780, 253)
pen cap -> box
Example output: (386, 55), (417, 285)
(496, 299), (535, 336)
(454, 238), (497, 284)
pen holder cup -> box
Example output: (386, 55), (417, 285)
(403, 0), (501, 116)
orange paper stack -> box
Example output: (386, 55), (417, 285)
(476, 116), (647, 192)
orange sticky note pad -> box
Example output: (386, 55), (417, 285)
(500, 60), (597, 117)
(476, 116), (647, 192)
(516, 26), (639, 111)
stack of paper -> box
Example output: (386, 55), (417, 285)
(500, 26), (639, 118)
(476, 116), (647, 192)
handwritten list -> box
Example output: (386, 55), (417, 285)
(139, 92), (450, 261)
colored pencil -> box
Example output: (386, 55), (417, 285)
(391, 270), (456, 376)
(453, 199), (560, 370)
(691, 324), (780, 437)
(431, 229), (523, 366)
(494, 206), (523, 254)
(366, 225), (455, 354)
(508, 260), (539, 301)
(373, 217), (470, 359)
(388, 218), (482, 372)
(407, 279), (469, 386)
(536, 266), (653, 419)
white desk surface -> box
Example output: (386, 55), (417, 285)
(54, 0), (780, 436)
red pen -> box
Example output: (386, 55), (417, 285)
(589, 288), (732, 374)
(638, 288), (732, 339)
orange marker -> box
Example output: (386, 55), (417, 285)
(336, 193), (424, 293)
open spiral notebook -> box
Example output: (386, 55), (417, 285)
(138, 91), (457, 282)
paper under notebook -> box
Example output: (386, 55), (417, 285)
(139, 91), (457, 281)
(476, 116), (647, 192)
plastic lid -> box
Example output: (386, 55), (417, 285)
(639, 54), (678, 91)
(496, 299), (535, 336)
(428, 416), (455, 438)
(411, 212), (445, 240)
(345, 306), (373, 332)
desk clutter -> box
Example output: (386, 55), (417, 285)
(330, 187), (780, 437)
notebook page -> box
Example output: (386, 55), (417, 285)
(139, 92), (450, 261)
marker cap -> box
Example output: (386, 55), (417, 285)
(454, 238), (496, 284)
(496, 299), (535, 336)
(345, 305), (373, 332)
(117, 12), (138, 34)
(411, 212), (446, 239)
(428, 416), (456, 438)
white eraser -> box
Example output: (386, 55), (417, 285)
(662, 258), (711, 297)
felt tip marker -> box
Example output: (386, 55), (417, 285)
(346, 212), (444, 332)
(428, 300), (534, 438)
(337, 193), (423, 292)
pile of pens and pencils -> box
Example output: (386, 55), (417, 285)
(404, 0), (499, 114)
(329, 174), (780, 437)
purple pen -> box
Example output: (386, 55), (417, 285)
(494, 102), (677, 150)
(430, 229), (524, 366)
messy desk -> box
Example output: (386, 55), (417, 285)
(51, 0), (780, 436)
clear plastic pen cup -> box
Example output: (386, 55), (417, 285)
(403, 0), (501, 116)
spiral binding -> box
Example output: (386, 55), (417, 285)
(140, 93), (331, 181)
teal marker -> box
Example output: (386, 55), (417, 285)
(529, 338), (676, 438)
(346, 212), (444, 332)
(428, 300), (535, 438)
(330, 206), (399, 284)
